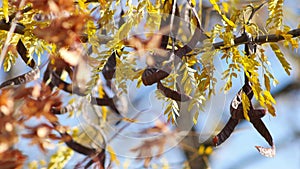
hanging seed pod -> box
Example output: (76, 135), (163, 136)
(102, 53), (117, 80)
(157, 81), (191, 102)
(142, 68), (169, 86)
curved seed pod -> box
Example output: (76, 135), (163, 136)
(174, 12), (207, 59)
(255, 145), (276, 158)
(249, 109), (266, 119)
(90, 97), (121, 114)
(50, 102), (78, 115)
(0, 65), (41, 89)
(214, 42), (274, 152)
(157, 81), (191, 102)
(90, 97), (114, 106)
(231, 108), (266, 120)
(230, 109), (243, 120)
(17, 40), (36, 68)
(83, 151), (105, 169)
(101, 12), (124, 80)
(213, 117), (239, 146)
(251, 118), (274, 147)
(51, 107), (67, 115)
(51, 71), (84, 96)
(142, 68), (169, 86)
(60, 132), (97, 156)
(102, 52), (116, 80)
(242, 82), (253, 100)
(230, 83), (255, 119)
(43, 63), (55, 89)
(52, 121), (106, 168)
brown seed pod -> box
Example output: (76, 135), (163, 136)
(102, 52), (117, 80)
(142, 68), (169, 86)
(157, 81), (191, 102)
(17, 40), (35, 68)
(213, 117), (239, 146)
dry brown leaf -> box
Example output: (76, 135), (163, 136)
(33, 15), (89, 47)
(0, 149), (27, 169)
(27, 0), (74, 13)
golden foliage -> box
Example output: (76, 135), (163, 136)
(267, 0), (284, 29)
(270, 43), (292, 75)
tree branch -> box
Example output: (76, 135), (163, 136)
(213, 28), (300, 50)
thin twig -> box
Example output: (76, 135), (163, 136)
(106, 109), (147, 143)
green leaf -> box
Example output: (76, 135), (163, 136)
(270, 43), (292, 75)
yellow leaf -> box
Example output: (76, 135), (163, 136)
(263, 90), (276, 104)
(39, 159), (47, 166)
(132, 69), (144, 79)
(107, 146), (120, 165)
(209, 0), (236, 27)
(123, 159), (131, 169)
(242, 92), (250, 121)
(193, 111), (199, 124)
(99, 0), (107, 8)
(266, 0), (283, 28)
(264, 74), (271, 91)
(3, 0), (9, 23)
(198, 145), (205, 155)
(122, 117), (138, 123)
(98, 85), (105, 98)
(102, 107), (107, 122)
(266, 104), (276, 116)
(28, 161), (38, 169)
(161, 158), (169, 169)
(118, 21), (132, 40)
(68, 98), (76, 104)
(191, 0), (196, 7)
(48, 146), (74, 169)
(222, 2), (229, 13)
(77, 0), (87, 10)
(270, 43), (292, 75)
(205, 146), (213, 155)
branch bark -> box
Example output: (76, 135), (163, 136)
(213, 28), (300, 50)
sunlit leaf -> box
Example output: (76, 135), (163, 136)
(241, 92), (250, 121)
(107, 145), (120, 165)
(266, 0), (284, 29)
(264, 74), (271, 91)
(270, 43), (292, 75)
(209, 0), (236, 27)
(3, 0), (9, 22)
(193, 111), (199, 124)
(48, 146), (74, 169)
